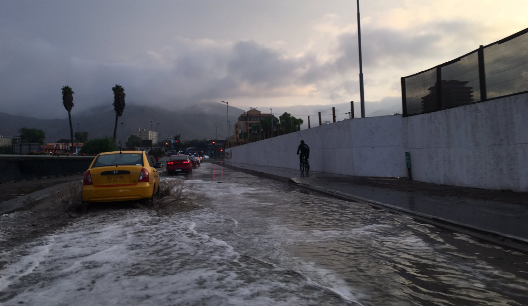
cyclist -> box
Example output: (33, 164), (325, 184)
(296, 140), (310, 169)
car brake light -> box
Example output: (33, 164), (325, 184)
(168, 161), (174, 165)
(83, 170), (93, 185)
(183, 161), (189, 164)
(138, 168), (150, 182)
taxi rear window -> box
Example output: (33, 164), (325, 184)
(93, 153), (143, 167)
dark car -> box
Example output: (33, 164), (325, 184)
(166, 155), (192, 174)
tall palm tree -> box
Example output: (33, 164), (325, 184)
(61, 86), (75, 153)
(112, 84), (126, 139)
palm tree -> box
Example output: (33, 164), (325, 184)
(61, 86), (75, 153)
(112, 84), (126, 139)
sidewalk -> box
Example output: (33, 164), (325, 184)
(223, 161), (528, 252)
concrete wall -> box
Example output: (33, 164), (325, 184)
(227, 115), (407, 178)
(404, 93), (528, 191)
(227, 93), (528, 192)
(0, 155), (94, 183)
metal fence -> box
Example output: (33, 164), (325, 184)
(402, 28), (528, 116)
(12, 143), (41, 155)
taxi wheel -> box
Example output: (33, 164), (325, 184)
(140, 195), (153, 207)
(141, 186), (156, 207)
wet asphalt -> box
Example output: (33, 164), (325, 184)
(1, 162), (527, 306)
(171, 162), (528, 305)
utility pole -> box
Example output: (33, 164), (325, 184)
(246, 113), (249, 143)
(357, 0), (366, 118)
(270, 108), (273, 137)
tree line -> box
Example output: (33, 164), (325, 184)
(238, 112), (304, 142)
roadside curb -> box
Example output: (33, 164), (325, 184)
(221, 162), (528, 253)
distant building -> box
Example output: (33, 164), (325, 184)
(421, 80), (475, 113)
(134, 128), (158, 145)
(0, 136), (11, 148)
(40, 143), (84, 154)
(234, 109), (272, 145)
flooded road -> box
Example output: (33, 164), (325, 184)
(1, 163), (527, 305)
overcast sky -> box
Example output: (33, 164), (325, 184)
(0, 0), (526, 118)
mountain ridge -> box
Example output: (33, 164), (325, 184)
(0, 103), (244, 142)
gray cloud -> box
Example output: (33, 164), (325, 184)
(0, 1), (512, 119)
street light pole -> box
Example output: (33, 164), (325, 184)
(357, 0), (366, 118)
(221, 101), (228, 141)
(215, 125), (217, 141)
(227, 120), (231, 146)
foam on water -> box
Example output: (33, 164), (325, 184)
(0, 208), (360, 306)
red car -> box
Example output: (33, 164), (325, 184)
(166, 155), (192, 174)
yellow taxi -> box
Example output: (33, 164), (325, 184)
(82, 151), (160, 203)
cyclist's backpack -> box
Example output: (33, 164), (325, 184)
(300, 144), (310, 155)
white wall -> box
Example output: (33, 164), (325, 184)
(227, 93), (528, 191)
(227, 115), (407, 178)
(404, 93), (528, 191)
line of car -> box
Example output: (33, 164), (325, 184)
(81, 151), (205, 206)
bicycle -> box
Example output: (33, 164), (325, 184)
(300, 155), (310, 177)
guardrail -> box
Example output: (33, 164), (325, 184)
(0, 155), (95, 183)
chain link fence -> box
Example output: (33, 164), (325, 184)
(402, 28), (528, 116)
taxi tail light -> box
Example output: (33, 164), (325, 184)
(138, 168), (150, 182)
(83, 170), (93, 185)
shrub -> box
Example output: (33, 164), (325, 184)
(0, 145), (13, 154)
(80, 137), (118, 155)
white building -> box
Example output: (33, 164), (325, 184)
(0, 136), (12, 147)
(134, 128), (158, 144)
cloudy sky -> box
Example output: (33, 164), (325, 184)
(0, 0), (526, 119)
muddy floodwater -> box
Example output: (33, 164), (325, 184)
(1, 163), (527, 305)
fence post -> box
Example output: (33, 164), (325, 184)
(478, 45), (487, 102)
(401, 78), (407, 116)
(318, 112), (322, 126)
(436, 67), (442, 111)
(350, 101), (354, 119)
(308, 116), (311, 128)
(332, 107), (336, 122)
